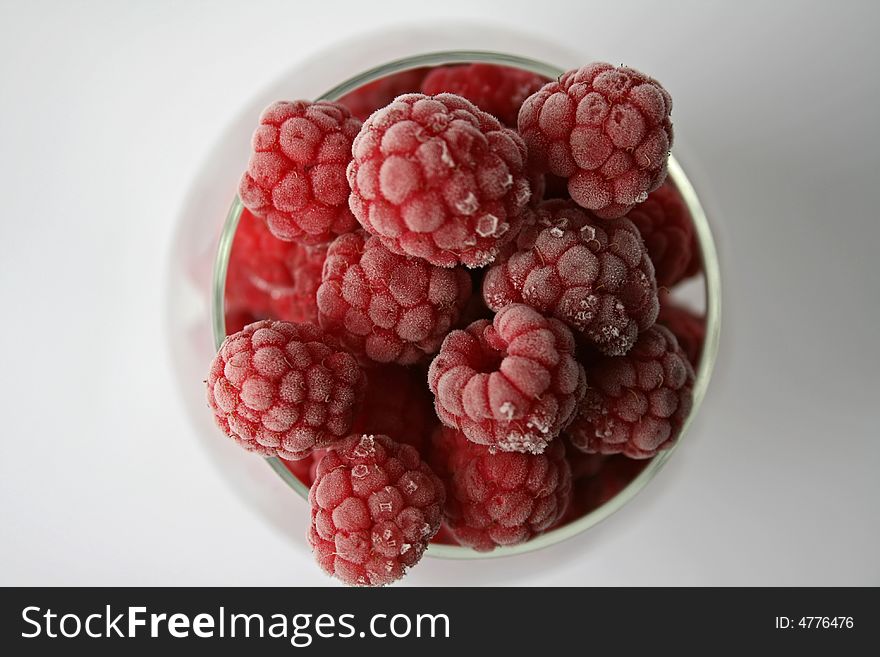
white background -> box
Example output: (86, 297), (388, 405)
(1, 0), (878, 586)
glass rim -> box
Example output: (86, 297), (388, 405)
(210, 50), (722, 560)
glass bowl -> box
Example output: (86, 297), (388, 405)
(210, 50), (721, 560)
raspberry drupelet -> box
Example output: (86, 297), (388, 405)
(627, 181), (699, 288)
(225, 209), (326, 324)
(239, 101), (361, 245)
(428, 303), (586, 454)
(421, 63), (548, 127)
(658, 300), (705, 367)
(309, 434), (445, 586)
(347, 93), (532, 268)
(482, 199), (659, 356)
(317, 230), (472, 365)
(519, 63), (673, 218)
(568, 325), (694, 459)
(206, 320), (367, 460)
(429, 426), (572, 551)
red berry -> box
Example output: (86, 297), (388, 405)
(337, 68), (431, 122)
(352, 365), (437, 454)
(317, 230), (472, 365)
(308, 434), (445, 586)
(428, 303), (586, 454)
(627, 181), (699, 288)
(206, 320), (367, 460)
(226, 209), (326, 324)
(482, 199), (659, 356)
(239, 101), (361, 245)
(421, 63), (547, 127)
(568, 325), (694, 459)
(658, 300), (705, 367)
(519, 63), (673, 218)
(429, 426), (571, 551)
(348, 93), (532, 268)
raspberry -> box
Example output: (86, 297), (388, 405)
(627, 181), (699, 288)
(352, 365), (437, 454)
(429, 426), (571, 551)
(308, 434), (444, 586)
(518, 63), (673, 218)
(568, 325), (694, 459)
(337, 68), (430, 122)
(421, 63), (547, 127)
(428, 303), (586, 454)
(206, 320), (367, 460)
(482, 199), (659, 356)
(347, 93), (532, 268)
(226, 209), (325, 324)
(317, 230), (473, 365)
(658, 300), (705, 367)
(239, 101), (361, 245)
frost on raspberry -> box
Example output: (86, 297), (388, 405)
(347, 93), (532, 268)
(239, 100), (361, 245)
(519, 62), (673, 218)
(421, 63), (548, 127)
(225, 209), (326, 324)
(627, 181), (699, 288)
(317, 230), (472, 365)
(658, 300), (705, 367)
(568, 325), (694, 459)
(308, 434), (445, 586)
(337, 68), (430, 122)
(428, 303), (586, 454)
(429, 426), (572, 551)
(482, 199), (659, 356)
(206, 320), (367, 460)
(352, 365), (437, 454)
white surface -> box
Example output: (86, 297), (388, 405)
(1, 0), (878, 586)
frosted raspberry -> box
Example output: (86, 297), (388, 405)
(429, 426), (571, 551)
(317, 230), (472, 365)
(348, 93), (532, 268)
(337, 68), (430, 122)
(206, 320), (367, 460)
(421, 63), (548, 127)
(428, 303), (586, 454)
(519, 63), (673, 218)
(568, 325), (694, 459)
(352, 365), (437, 454)
(482, 199), (659, 356)
(308, 434), (444, 586)
(226, 209), (325, 324)
(239, 101), (361, 245)
(627, 181), (699, 288)
(658, 300), (705, 367)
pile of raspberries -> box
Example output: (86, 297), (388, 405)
(210, 61), (706, 586)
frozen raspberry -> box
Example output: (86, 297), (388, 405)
(428, 303), (586, 454)
(429, 426), (571, 551)
(337, 68), (430, 122)
(482, 199), (659, 356)
(226, 209), (325, 323)
(519, 63), (673, 218)
(348, 93), (532, 268)
(206, 320), (367, 460)
(568, 325), (694, 459)
(658, 300), (705, 367)
(317, 230), (473, 365)
(627, 181), (699, 288)
(421, 63), (548, 127)
(239, 101), (361, 245)
(352, 365), (437, 454)
(308, 434), (444, 586)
